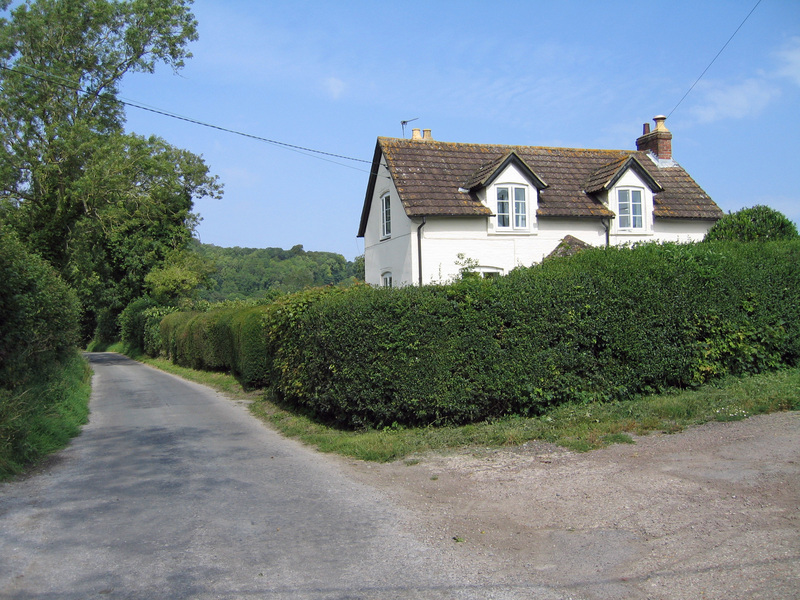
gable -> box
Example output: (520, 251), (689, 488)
(584, 156), (663, 195)
(463, 151), (547, 191)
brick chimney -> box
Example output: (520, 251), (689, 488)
(636, 115), (672, 160)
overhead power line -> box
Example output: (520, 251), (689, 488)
(668, 0), (763, 118)
(0, 64), (372, 169)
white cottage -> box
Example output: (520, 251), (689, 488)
(357, 116), (723, 286)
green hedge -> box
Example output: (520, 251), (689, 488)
(0, 227), (86, 477)
(0, 226), (79, 389)
(268, 241), (800, 428)
(146, 241), (800, 428)
(158, 304), (274, 388)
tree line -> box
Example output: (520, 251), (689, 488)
(191, 242), (363, 302)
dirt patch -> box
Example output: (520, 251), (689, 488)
(343, 412), (800, 599)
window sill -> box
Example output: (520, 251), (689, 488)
(489, 229), (536, 235)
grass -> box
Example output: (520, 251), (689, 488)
(0, 351), (92, 481)
(109, 345), (800, 463)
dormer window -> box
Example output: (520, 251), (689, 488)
(496, 186), (528, 230)
(617, 188), (644, 230)
(380, 192), (391, 238)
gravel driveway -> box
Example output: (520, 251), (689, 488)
(344, 411), (800, 599)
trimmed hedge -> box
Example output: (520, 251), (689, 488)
(146, 241), (800, 428)
(159, 304), (275, 388)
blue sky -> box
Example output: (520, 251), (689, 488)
(120, 0), (800, 260)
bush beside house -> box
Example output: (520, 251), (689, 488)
(138, 241), (800, 429)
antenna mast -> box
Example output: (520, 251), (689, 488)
(400, 117), (419, 138)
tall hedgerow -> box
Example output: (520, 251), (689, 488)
(147, 241), (800, 430)
(266, 241), (799, 428)
(0, 226), (79, 388)
(0, 226), (87, 478)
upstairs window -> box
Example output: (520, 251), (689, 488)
(496, 186), (527, 230)
(381, 193), (391, 238)
(618, 188), (643, 229)
(381, 272), (393, 288)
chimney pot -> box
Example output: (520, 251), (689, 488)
(411, 128), (422, 140)
(643, 123), (651, 135)
(422, 128), (432, 140)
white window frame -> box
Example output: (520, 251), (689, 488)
(380, 192), (391, 239)
(617, 187), (645, 230)
(381, 272), (393, 288)
(495, 185), (529, 231)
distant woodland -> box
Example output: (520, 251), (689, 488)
(191, 241), (364, 302)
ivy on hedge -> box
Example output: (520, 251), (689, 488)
(134, 241), (800, 428)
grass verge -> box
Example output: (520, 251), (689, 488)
(113, 346), (800, 463)
(0, 351), (92, 481)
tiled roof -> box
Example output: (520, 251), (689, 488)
(358, 137), (722, 236)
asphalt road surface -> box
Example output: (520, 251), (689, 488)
(0, 353), (563, 600)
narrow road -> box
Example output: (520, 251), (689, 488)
(0, 353), (553, 600)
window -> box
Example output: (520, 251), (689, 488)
(618, 188), (643, 229)
(496, 186), (527, 230)
(381, 193), (391, 238)
(381, 272), (393, 288)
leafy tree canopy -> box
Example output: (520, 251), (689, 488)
(192, 242), (363, 301)
(145, 247), (216, 304)
(705, 205), (799, 243)
(0, 0), (222, 340)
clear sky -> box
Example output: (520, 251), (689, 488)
(119, 0), (800, 260)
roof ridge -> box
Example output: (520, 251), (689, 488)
(378, 136), (632, 155)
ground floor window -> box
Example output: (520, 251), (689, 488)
(381, 272), (393, 288)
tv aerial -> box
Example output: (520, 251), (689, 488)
(401, 117), (419, 138)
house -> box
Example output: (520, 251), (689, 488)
(357, 116), (723, 287)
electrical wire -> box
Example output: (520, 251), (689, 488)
(667, 0), (762, 119)
(0, 63), (373, 170)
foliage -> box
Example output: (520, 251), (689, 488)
(0, 225), (87, 478)
(191, 241), (362, 301)
(0, 0), (220, 340)
(704, 205), (798, 242)
(0, 225), (79, 389)
(133, 241), (800, 430)
(263, 241), (800, 428)
(455, 253), (480, 279)
(145, 248), (216, 304)
(0, 350), (91, 479)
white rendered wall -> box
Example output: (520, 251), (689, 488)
(364, 153), (717, 287)
(363, 159), (414, 286)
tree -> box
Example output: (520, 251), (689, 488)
(705, 205), (799, 242)
(0, 0), (222, 339)
(144, 248), (215, 304)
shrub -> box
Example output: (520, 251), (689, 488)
(705, 205), (798, 242)
(266, 241), (800, 428)
(0, 227), (86, 478)
(153, 241), (800, 429)
(0, 226), (79, 389)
